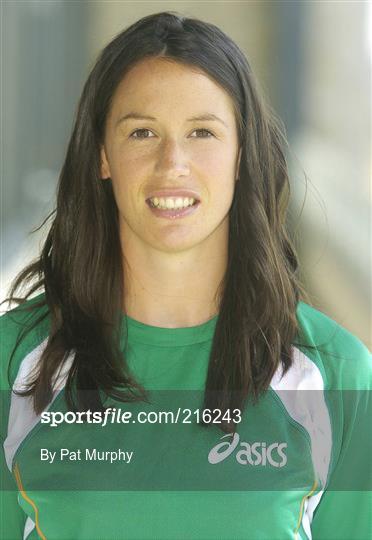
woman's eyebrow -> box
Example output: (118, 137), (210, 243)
(115, 112), (228, 128)
(188, 113), (228, 127)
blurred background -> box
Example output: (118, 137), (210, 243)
(1, 1), (370, 348)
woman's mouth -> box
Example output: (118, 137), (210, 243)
(145, 193), (200, 219)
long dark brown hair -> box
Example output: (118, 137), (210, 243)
(4, 11), (313, 432)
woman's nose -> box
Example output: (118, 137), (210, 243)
(155, 138), (190, 178)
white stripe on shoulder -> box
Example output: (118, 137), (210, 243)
(23, 516), (36, 540)
(302, 491), (323, 539)
(270, 346), (333, 539)
(3, 339), (73, 471)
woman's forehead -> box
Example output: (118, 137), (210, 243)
(118, 56), (210, 86)
(108, 57), (237, 122)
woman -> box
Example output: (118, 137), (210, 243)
(1, 11), (370, 540)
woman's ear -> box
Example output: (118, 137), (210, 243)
(100, 146), (111, 180)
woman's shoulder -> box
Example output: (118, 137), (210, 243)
(295, 300), (371, 390)
(0, 291), (50, 388)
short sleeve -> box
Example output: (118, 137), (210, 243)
(0, 448), (27, 540)
(311, 335), (372, 540)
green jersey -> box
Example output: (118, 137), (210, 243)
(1, 293), (371, 539)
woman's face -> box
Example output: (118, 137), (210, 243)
(101, 57), (241, 254)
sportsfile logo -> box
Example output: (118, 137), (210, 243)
(208, 433), (287, 467)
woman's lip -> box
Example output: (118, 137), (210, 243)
(146, 200), (200, 219)
(145, 190), (200, 201)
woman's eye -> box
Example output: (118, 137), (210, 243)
(129, 128), (214, 140)
(129, 129), (154, 139)
(191, 128), (214, 138)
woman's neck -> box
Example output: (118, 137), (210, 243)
(121, 233), (227, 328)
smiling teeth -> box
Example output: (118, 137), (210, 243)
(150, 197), (196, 209)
